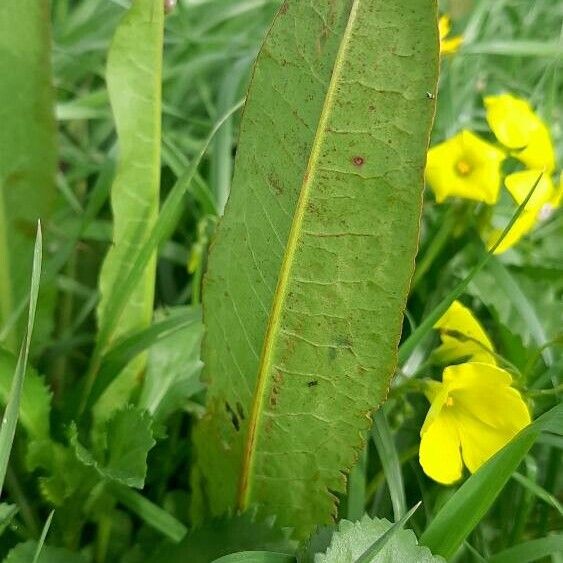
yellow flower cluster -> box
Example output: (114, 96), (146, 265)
(419, 301), (531, 485)
(426, 94), (561, 254)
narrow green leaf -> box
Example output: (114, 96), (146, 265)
(212, 553), (295, 563)
(211, 56), (252, 214)
(371, 409), (406, 521)
(512, 471), (563, 516)
(488, 535), (563, 563)
(462, 41), (563, 57)
(420, 404), (563, 559)
(108, 482), (188, 543)
(95, 0), (164, 418)
(195, 0), (439, 537)
(0, 225), (42, 496)
(32, 510), (55, 563)
(0, 1), (57, 351)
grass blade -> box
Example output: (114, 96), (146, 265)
(0, 224), (42, 495)
(371, 409), (407, 520)
(32, 510), (55, 563)
(488, 535), (563, 563)
(108, 482), (187, 542)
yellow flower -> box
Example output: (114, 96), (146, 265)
(439, 16), (463, 55)
(434, 300), (496, 364)
(419, 363), (531, 485)
(485, 94), (556, 173)
(488, 170), (557, 254)
(426, 130), (505, 204)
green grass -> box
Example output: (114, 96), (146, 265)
(0, 0), (560, 561)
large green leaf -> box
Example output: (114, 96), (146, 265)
(95, 0), (164, 419)
(195, 0), (439, 537)
(0, 0), (57, 352)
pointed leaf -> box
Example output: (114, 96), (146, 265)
(195, 0), (439, 537)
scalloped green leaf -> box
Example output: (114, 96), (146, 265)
(195, 0), (439, 537)
(70, 406), (155, 489)
(316, 515), (443, 563)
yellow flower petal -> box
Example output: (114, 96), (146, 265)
(434, 300), (496, 364)
(439, 16), (463, 55)
(489, 170), (555, 254)
(426, 130), (505, 204)
(485, 94), (556, 173)
(444, 363), (531, 473)
(420, 409), (463, 485)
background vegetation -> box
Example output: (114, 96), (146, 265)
(0, 0), (561, 561)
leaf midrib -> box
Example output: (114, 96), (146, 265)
(237, 0), (362, 510)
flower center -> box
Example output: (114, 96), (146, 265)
(455, 159), (472, 177)
(446, 396), (455, 407)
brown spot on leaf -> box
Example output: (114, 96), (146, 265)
(352, 156), (365, 167)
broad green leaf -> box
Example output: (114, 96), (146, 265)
(420, 403), (563, 559)
(95, 0), (164, 419)
(195, 0), (439, 537)
(0, 1), (57, 352)
(4, 541), (87, 563)
(316, 514), (442, 563)
(70, 406), (155, 488)
(0, 349), (52, 440)
(151, 511), (295, 563)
